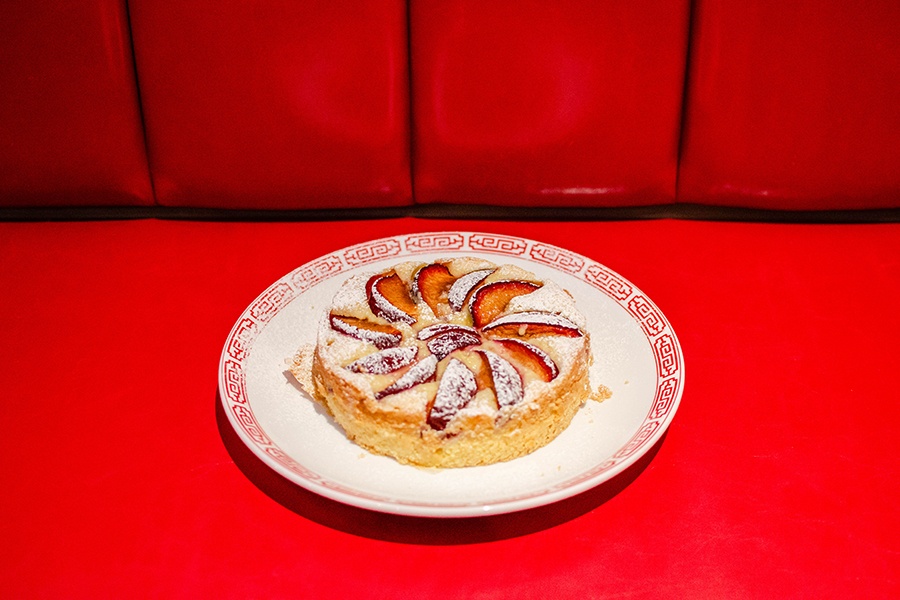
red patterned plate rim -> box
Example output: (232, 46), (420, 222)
(218, 231), (684, 517)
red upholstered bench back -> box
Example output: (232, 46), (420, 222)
(1, 1), (897, 212)
(0, 2), (152, 207)
(409, 0), (688, 208)
(128, 0), (411, 210)
(678, 0), (900, 210)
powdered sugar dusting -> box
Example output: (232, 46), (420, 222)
(493, 338), (560, 381)
(346, 345), (418, 374)
(328, 314), (401, 349)
(370, 279), (416, 325)
(426, 330), (480, 360)
(330, 274), (370, 312)
(447, 269), (493, 311)
(480, 350), (524, 408)
(505, 282), (585, 328)
(376, 354), (438, 400)
(428, 358), (477, 430)
(539, 335), (587, 372)
(417, 323), (477, 340)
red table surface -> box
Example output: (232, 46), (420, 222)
(1, 218), (897, 598)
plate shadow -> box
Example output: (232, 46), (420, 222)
(216, 391), (664, 544)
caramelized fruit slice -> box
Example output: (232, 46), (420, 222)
(482, 311), (583, 338)
(426, 330), (481, 360)
(477, 350), (524, 408)
(427, 358), (477, 430)
(345, 346), (418, 374)
(329, 313), (401, 349)
(367, 271), (417, 325)
(493, 338), (559, 382)
(417, 323), (481, 360)
(417, 323), (477, 340)
(447, 268), (494, 311)
(413, 263), (457, 317)
(470, 280), (541, 329)
(375, 354), (438, 400)
(467, 351), (494, 391)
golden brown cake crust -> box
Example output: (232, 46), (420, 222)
(291, 257), (594, 468)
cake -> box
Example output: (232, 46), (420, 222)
(289, 257), (594, 468)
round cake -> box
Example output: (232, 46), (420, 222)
(290, 257), (593, 468)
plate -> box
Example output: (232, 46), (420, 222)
(218, 232), (684, 517)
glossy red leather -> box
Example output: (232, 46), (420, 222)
(410, 0), (689, 207)
(0, 1), (152, 207)
(1, 218), (897, 597)
(129, 1), (412, 209)
(679, 0), (900, 209)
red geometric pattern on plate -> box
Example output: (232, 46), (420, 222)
(627, 294), (666, 336)
(264, 446), (306, 473)
(529, 243), (585, 274)
(222, 359), (247, 404)
(290, 254), (343, 291)
(404, 232), (465, 252)
(469, 233), (528, 256)
(650, 377), (678, 419)
(612, 420), (661, 460)
(344, 238), (402, 266)
(584, 264), (633, 301)
(232, 404), (271, 445)
(226, 318), (257, 362)
(654, 333), (680, 378)
(597, 458), (618, 470)
(249, 282), (294, 323)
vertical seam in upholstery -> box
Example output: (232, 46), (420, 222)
(674, 0), (698, 204)
(406, 0), (418, 205)
(123, 0), (158, 206)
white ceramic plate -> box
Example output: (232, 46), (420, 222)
(219, 232), (684, 517)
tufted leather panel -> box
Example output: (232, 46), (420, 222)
(129, 0), (412, 209)
(0, 1), (153, 207)
(409, 0), (691, 208)
(678, 0), (900, 209)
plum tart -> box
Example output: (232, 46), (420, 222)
(289, 257), (594, 468)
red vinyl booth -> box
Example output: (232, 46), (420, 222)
(2, 1), (898, 597)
